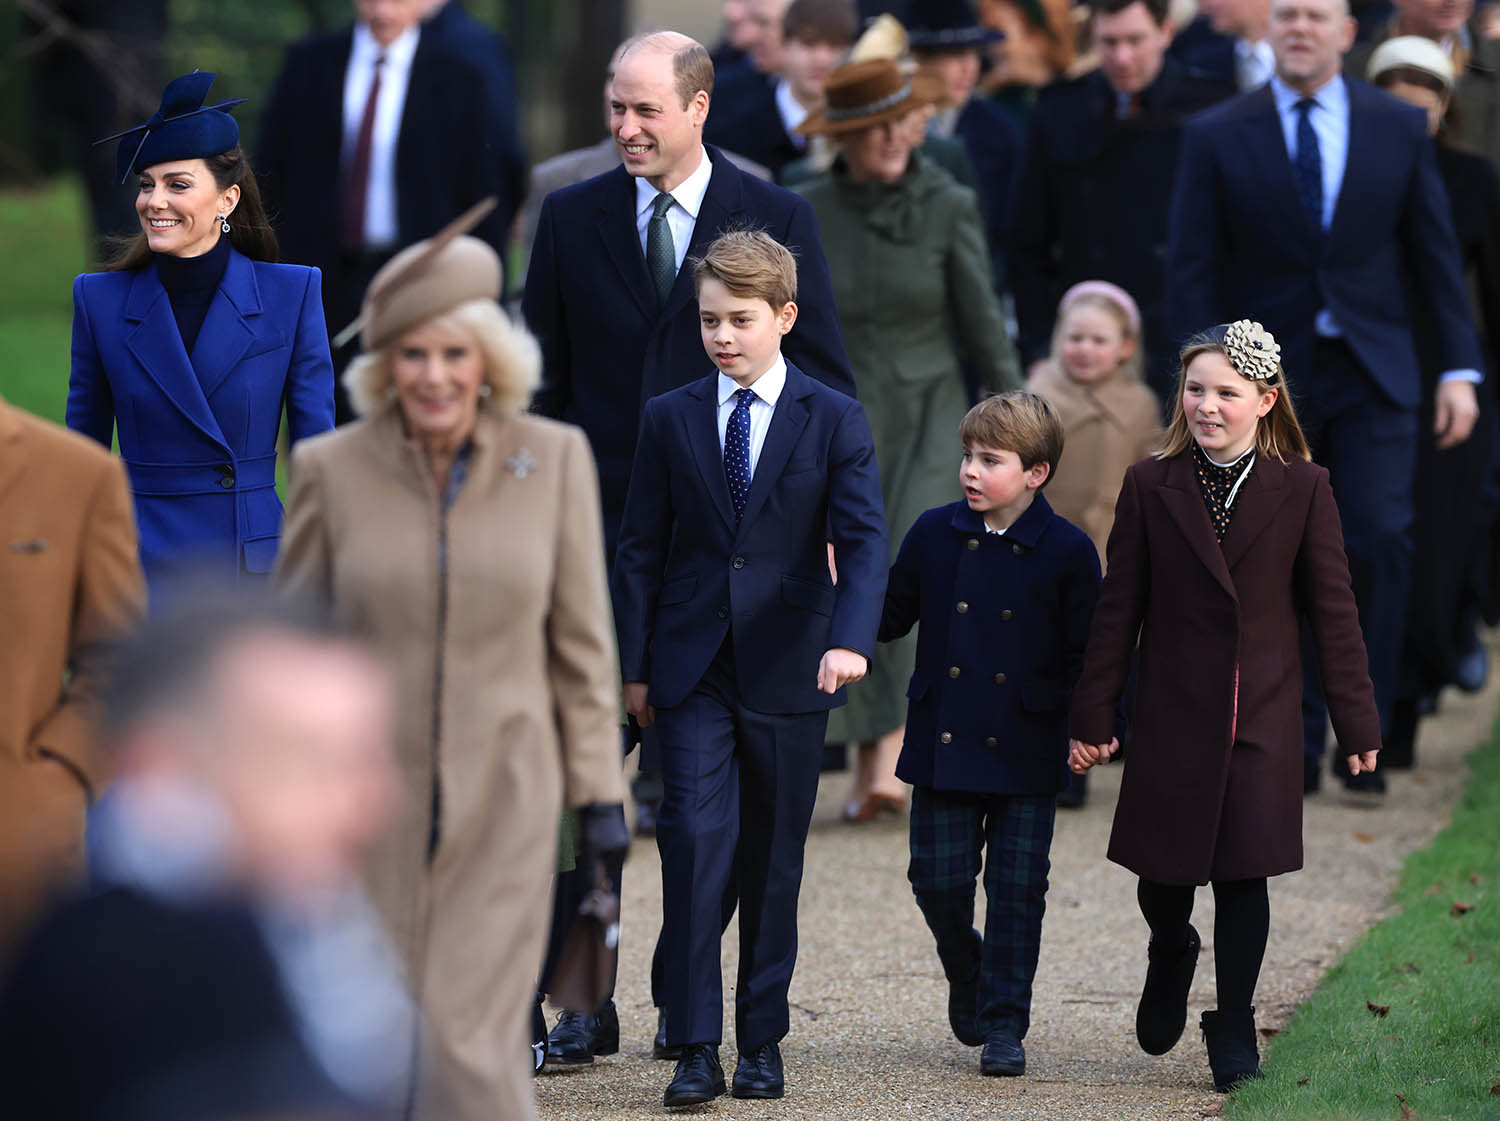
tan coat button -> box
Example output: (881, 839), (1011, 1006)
(940, 732), (952, 743)
(956, 601), (969, 613)
(967, 538), (979, 550)
(948, 666), (961, 678)
(985, 737), (998, 748)
(993, 673), (1007, 684)
(1012, 543), (1023, 555)
(1001, 609), (1013, 621)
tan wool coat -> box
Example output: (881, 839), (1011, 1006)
(0, 399), (145, 954)
(274, 404), (624, 1121)
(1027, 362), (1162, 566)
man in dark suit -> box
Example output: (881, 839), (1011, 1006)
(612, 230), (887, 1104)
(1012, 0), (1237, 398)
(257, 0), (504, 421)
(1166, 0), (1483, 796)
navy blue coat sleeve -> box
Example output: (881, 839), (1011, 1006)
(825, 399), (888, 658)
(282, 268), (336, 443)
(523, 195), (572, 419)
(611, 399), (674, 682)
(67, 275), (114, 447)
(1010, 115), (1059, 367)
(780, 196), (857, 398)
(878, 515), (924, 644)
(1165, 119), (1225, 351)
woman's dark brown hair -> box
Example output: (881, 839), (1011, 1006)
(103, 147), (279, 271)
(1372, 66), (1466, 150)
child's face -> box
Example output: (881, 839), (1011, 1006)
(1058, 303), (1134, 385)
(960, 442), (1049, 525)
(697, 277), (798, 386)
(1182, 351), (1278, 461)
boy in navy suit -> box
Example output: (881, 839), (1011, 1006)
(880, 393), (1102, 1077)
(613, 230), (887, 1107)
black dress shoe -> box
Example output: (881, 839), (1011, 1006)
(653, 1008), (682, 1060)
(546, 1000), (620, 1064)
(664, 1044), (726, 1108)
(732, 1041), (784, 1099)
(1455, 621), (1489, 694)
(1056, 771), (1087, 808)
(531, 1000), (548, 1074)
(979, 1031), (1025, 1076)
(1136, 924), (1200, 1055)
(948, 967), (982, 1047)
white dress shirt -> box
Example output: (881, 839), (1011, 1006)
(342, 22), (420, 249)
(1235, 39), (1275, 92)
(716, 355), (787, 478)
(774, 80), (810, 151)
(634, 146), (714, 275)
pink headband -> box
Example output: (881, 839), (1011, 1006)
(1059, 281), (1141, 337)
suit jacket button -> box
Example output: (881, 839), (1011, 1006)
(967, 538), (979, 550)
(993, 673), (1007, 685)
(1001, 609), (1013, 621)
(948, 665), (961, 678)
(985, 737), (998, 748)
(940, 732), (952, 743)
(717, 606), (729, 620)
(1011, 543), (1023, 555)
(219, 467), (235, 489)
(732, 556), (745, 569)
(956, 601), (969, 613)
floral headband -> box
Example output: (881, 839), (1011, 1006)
(1222, 320), (1281, 382)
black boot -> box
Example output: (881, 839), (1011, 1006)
(1135, 924), (1200, 1055)
(1200, 1008), (1262, 1092)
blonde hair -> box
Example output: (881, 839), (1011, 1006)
(1050, 291), (1144, 383)
(342, 299), (541, 418)
(1157, 332), (1311, 463)
(692, 229), (798, 310)
(959, 391), (1065, 483)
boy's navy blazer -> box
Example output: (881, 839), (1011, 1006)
(880, 496), (1102, 795)
(67, 251), (335, 593)
(523, 145), (855, 550)
(612, 363), (887, 715)
(1167, 78), (1482, 407)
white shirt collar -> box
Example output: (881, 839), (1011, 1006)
(717, 354), (788, 408)
(1269, 71), (1346, 115)
(351, 21), (420, 70)
(774, 79), (810, 140)
(634, 145), (713, 222)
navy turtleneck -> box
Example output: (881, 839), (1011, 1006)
(155, 234), (231, 356)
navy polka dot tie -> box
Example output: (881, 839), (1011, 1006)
(724, 387), (755, 522)
(1294, 98), (1323, 237)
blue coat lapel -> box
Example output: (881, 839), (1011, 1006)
(598, 167), (657, 320)
(191, 249), (265, 402)
(1242, 87), (1322, 258)
(123, 263), (228, 451)
(661, 148), (744, 323)
(680, 375), (737, 531)
(737, 365), (812, 534)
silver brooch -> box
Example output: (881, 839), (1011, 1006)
(506, 447), (539, 479)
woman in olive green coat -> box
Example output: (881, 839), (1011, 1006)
(796, 58), (1021, 820)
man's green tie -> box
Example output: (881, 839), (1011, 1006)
(647, 192), (676, 305)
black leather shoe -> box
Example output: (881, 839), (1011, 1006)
(1455, 622), (1489, 694)
(546, 1000), (619, 1065)
(1201, 1008), (1262, 1092)
(1056, 771), (1087, 808)
(664, 1044), (726, 1108)
(731, 1041), (784, 1099)
(948, 969), (982, 1047)
(653, 1008), (682, 1061)
(1136, 924), (1200, 1055)
(979, 1031), (1025, 1076)
(531, 1000), (547, 1074)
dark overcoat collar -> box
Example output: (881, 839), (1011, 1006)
(949, 491), (1055, 548)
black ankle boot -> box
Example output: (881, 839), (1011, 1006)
(1136, 924), (1200, 1055)
(1200, 1007), (1262, 1092)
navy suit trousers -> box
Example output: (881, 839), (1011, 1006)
(654, 640), (827, 1050)
(1297, 337), (1418, 757)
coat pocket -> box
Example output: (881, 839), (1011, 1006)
(781, 573), (834, 616)
(658, 574), (698, 607)
(242, 534), (280, 574)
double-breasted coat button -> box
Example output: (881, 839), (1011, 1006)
(967, 538), (979, 550)
(985, 737), (998, 748)
(732, 556), (745, 569)
(993, 672), (1007, 684)
(1001, 609), (1013, 621)
(940, 732), (952, 743)
(218, 464), (235, 489)
(1011, 543), (1023, 555)
(716, 606), (729, 620)
(956, 601), (969, 613)
(948, 666), (961, 678)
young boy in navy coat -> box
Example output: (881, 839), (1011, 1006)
(880, 392), (1102, 1077)
(612, 231), (887, 1107)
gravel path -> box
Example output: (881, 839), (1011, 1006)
(536, 669), (1496, 1119)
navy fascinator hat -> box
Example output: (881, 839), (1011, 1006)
(903, 0), (1005, 51)
(95, 70), (247, 184)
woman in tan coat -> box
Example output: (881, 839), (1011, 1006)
(274, 216), (627, 1121)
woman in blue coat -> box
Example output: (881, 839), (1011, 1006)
(68, 71), (334, 605)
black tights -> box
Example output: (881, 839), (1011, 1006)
(1137, 877), (1269, 1013)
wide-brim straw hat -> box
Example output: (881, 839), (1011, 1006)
(1367, 34), (1456, 90)
(796, 58), (945, 136)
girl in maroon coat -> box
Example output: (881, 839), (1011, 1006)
(1067, 321), (1382, 1093)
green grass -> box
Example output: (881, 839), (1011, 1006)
(1227, 735), (1500, 1121)
(0, 178), (89, 423)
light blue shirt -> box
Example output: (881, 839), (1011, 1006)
(716, 354), (786, 478)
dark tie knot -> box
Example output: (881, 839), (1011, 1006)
(1295, 97), (1316, 117)
(652, 192), (675, 221)
(735, 388), (756, 408)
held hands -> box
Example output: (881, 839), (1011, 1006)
(624, 682), (655, 729)
(817, 647), (867, 695)
(1068, 737), (1120, 774)
(1346, 749), (1379, 775)
(1435, 380), (1479, 450)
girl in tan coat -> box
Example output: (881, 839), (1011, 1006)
(274, 216), (626, 1121)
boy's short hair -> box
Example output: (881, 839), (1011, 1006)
(692, 230), (798, 310)
(1089, 0), (1171, 24)
(785, 0), (859, 45)
(959, 392), (1065, 483)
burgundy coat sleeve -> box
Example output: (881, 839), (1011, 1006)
(1294, 466), (1382, 757)
(1070, 463), (1150, 745)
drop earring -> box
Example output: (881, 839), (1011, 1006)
(220, 215), (231, 234)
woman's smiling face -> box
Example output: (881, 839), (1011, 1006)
(136, 158), (239, 258)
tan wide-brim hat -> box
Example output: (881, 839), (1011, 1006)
(332, 197), (501, 353)
(1367, 34), (1456, 90)
(796, 58), (945, 137)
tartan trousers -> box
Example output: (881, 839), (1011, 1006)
(907, 785), (1056, 1039)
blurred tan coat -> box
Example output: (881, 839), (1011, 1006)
(0, 398), (144, 954)
(274, 404), (623, 1121)
(1027, 362), (1162, 567)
